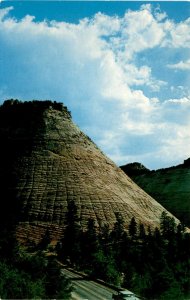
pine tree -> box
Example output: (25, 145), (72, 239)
(99, 223), (110, 253)
(111, 212), (125, 242)
(139, 223), (146, 239)
(110, 213), (126, 268)
(160, 211), (177, 240)
(128, 217), (137, 238)
(45, 257), (73, 299)
(82, 218), (99, 271)
(38, 229), (51, 250)
(61, 200), (82, 266)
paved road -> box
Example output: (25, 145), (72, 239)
(61, 268), (116, 300)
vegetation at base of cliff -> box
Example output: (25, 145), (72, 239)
(56, 202), (190, 300)
(0, 230), (72, 299)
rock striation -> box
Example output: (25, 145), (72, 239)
(121, 161), (190, 227)
(0, 100), (177, 243)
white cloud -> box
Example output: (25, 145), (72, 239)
(0, 6), (13, 19)
(167, 59), (190, 70)
(165, 97), (190, 104)
(171, 19), (190, 48)
(122, 64), (166, 92)
(155, 10), (167, 22)
(162, 18), (190, 48)
(0, 5), (190, 169)
(110, 5), (166, 61)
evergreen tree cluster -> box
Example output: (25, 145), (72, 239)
(57, 202), (190, 300)
(0, 229), (72, 299)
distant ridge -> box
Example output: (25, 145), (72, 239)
(0, 100), (178, 243)
(120, 162), (150, 177)
(121, 159), (190, 226)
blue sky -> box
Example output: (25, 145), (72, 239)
(0, 2), (190, 169)
(2, 2), (190, 23)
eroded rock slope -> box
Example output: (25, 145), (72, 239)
(0, 100), (177, 243)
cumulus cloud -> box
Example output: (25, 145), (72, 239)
(165, 97), (190, 104)
(0, 5), (12, 19)
(0, 4), (190, 169)
(167, 59), (190, 70)
(162, 18), (190, 48)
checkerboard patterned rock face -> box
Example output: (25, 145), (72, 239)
(0, 101), (175, 243)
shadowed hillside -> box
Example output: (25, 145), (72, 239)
(121, 160), (190, 226)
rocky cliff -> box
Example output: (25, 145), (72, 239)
(121, 161), (190, 227)
(0, 100), (177, 243)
